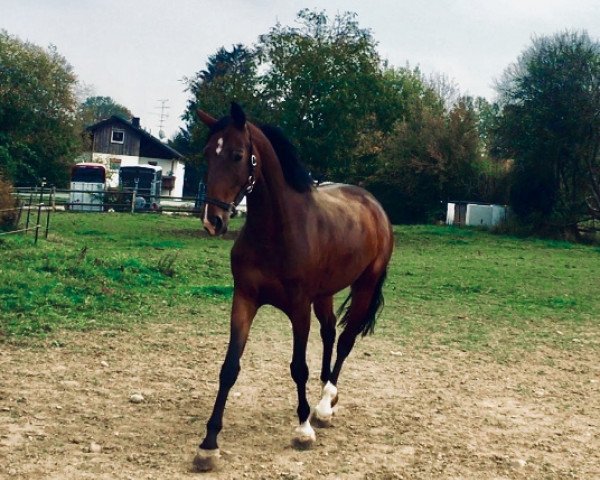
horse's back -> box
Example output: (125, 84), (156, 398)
(232, 183), (393, 303)
(315, 183), (392, 235)
(312, 183), (393, 267)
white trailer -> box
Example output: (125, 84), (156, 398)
(447, 202), (508, 227)
(69, 163), (107, 212)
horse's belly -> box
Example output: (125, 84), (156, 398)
(311, 251), (373, 296)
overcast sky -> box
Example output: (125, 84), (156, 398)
(3, 0), (599, 138)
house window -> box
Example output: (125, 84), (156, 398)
(111, 129), (125, 144)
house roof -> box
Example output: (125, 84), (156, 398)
(87, 116), (183, 160)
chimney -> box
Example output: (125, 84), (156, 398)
(131, 117), (140, 128)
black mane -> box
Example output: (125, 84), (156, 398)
(259, 124), (313, 193)
(207, 116), (313, 193)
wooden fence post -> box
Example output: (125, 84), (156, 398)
(39, 181), (45, 205)
(45, 203), (51, 239)
(25, 188), (34, 233)
(34, 203), (43, 244)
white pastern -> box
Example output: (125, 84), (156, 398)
(294, 419), (316, 442)
(315, 381), (337, 422)
(216, 137), (224, 155)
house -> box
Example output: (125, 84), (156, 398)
(85, 116), (185, 198)
(446, 201), (509, 228)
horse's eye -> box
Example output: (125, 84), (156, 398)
(233, 152), (244, 162)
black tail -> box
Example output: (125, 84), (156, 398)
(336, 269), (387, 337)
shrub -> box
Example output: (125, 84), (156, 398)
(0, 176), (21, 231)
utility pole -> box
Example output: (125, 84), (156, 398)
(156, 99), (170, 140)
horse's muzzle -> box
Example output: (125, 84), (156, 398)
(204, 214), (227, 236)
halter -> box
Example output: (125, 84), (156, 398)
(197, 136), (257, 215)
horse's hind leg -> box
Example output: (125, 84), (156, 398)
(313, 296), (338, 427)
(327, 267), (387, 409)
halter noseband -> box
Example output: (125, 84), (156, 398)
(198, 138), (257, 215)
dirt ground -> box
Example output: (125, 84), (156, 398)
(1, 319), (599, 480)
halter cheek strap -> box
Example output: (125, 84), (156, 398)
(232, 153), (257, 206)
(198, 147), (257, 216)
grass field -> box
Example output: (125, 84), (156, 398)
(2, 212), (600, 479)
(1, 212), (598, 357)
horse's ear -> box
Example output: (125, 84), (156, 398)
(230, 102), (246, 129)
(196, 109), (217, 127)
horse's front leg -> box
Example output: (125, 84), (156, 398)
(193, 291), (258, 472)
(288, 302), (316, 450)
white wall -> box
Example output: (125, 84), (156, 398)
(466, 204), (508, 227)
(466, 204), (493, 227)
(88, 153), (185, 197)
(90, 153), (139, 187)
(447, 202), (508, 227)
(491, 205), (508, 226)
(446, 203), (455, 225)
(139, 157), (185, 198)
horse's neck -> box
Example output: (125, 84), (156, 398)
(244, 138), (299, 245)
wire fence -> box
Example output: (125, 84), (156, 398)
(3, 182), (248, 245)
(0, 198), (51, 245)
(11, 185), (214, 215)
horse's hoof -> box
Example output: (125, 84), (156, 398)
(192, 448), (220, 472)
(314, 382), (337, 428)
(313, 385), (337, 428)
(291, 421), (316, 450)
(291, 435), (315, 450)
(312, 412), (333, 428)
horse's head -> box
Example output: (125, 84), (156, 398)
(197, 102), (257, 236)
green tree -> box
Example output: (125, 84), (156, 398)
(464, 96), (511, 204)
(77, 96), (132, 127)
(495, 30), (600, 237)
(179, 11), (495, 221)
(181, 44), (260, 195)
(0, 31), (79, 186)
(351, 65), (444, 182)
(367, 93), (482, 224)
(184, 44), (259, 124)
(257, 9), (383, 180)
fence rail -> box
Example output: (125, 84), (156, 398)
(4, 184), (245, 245)
(13, 187), (205, 210)
(11, 184), (241, 216)
(0, 200), (51, 244)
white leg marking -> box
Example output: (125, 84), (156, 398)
(216, 137), (223, 155)
(293, 419), (316, 448)
(315, 381), (337, 424)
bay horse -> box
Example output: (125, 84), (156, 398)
(193, 102), (393, 471)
